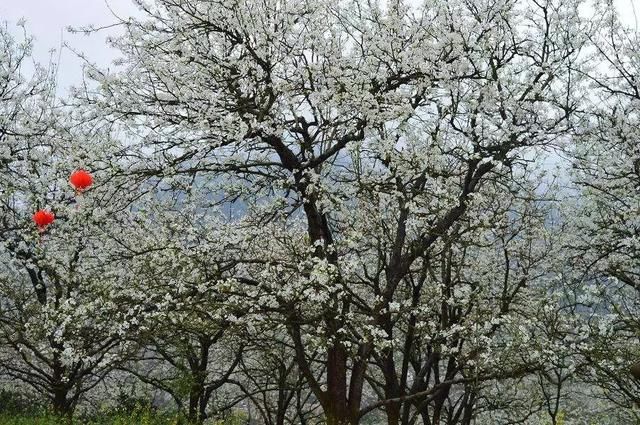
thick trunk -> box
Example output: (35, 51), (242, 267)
(296, 172), (365, 424)
(325, 343), (349, 421)
(382, 352), (401, 425)
(52, 387), (72, 417)
(51, 358), (73, 419)
(386, 404), (401, 425)
(187, 379), (214, 424)
(188, 382), (205, 423)
(325, 410), (359, 425)
(322, 343), (363, 425)
(187, 337), (211, 424)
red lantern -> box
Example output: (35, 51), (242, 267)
(69, 169), (93, 192)
(33, 209), (55, 231)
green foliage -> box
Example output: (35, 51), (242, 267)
(210, 410), (248, 425)
(111, 387), (154, 416)
(0, 410), (177, 425)
(0, 390), (45, 416)
(0, 406), (248, 425)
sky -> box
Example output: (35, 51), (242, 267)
(0, 0), (140, 92)
(1, 0), (639, 92)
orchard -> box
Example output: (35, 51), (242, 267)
(0, 0), (639, 424)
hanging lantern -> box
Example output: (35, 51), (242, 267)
(33, 209), (55, 231)
(69, 169), (93, 192)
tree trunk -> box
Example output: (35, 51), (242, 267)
(50, 358), (73, 420)
(325, 343), (349, 424)
(187, 336), (212, 424)
(322, 342), (364, 425)
(52, 387), (71, 418)
(325, 410), (359, 425)
(386, 404), (401, 425)
(188, 382), (204, 423)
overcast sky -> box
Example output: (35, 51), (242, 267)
(1, 0), (639, 93)
(1, 0), (140, 92)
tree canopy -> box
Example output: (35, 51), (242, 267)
(0, 1), (639, 424)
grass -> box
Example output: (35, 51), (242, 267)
(0, 412), (182, 425)
(0, 389), (247, 425)
(0, 409), (246, 425)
